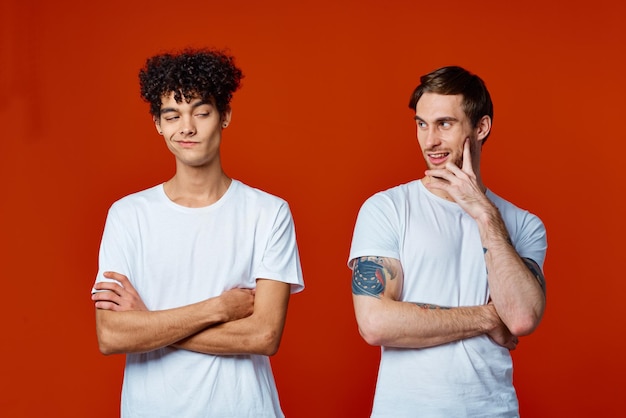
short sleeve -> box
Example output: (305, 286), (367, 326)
(348, 193), (400, 268)
(514, 213), (547, 271)
(92, 203), (136, 292)
(255, 201), (304, 294)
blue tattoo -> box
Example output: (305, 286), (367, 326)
(414, 302), (450, 310)
(352, 258), (386, 298)
(483, 248), (489, 274)
(522, 257), (547, 294)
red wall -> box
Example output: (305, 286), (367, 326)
(1, 0), (625, 416)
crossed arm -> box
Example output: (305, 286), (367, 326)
(475, 214), (546, 336)
(351, 256), (518, 350)
(352, 141), (546, 350)
(171, 278), (290, 356)
(92, 272), (290, 356)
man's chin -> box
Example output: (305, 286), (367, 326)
(424, 157), (462, 170)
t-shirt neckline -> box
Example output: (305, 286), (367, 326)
(157, 179), (238, 213)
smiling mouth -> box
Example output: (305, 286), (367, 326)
(426, 152), (451, 168)
(427, 152), (450, 161)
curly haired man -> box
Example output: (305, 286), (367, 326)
(92, 48), (304, 417)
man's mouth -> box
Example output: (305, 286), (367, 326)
(427, 152), (449, 164)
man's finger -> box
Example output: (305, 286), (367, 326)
(425, 169), (452, 182)
(93, 281), (123, 295)
(94, 300), (121, 311)
(92, 289), (119, 302)
(104, 271), (130, 284)
(461, 138), (472, 172)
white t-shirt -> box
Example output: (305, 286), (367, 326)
(95, 179), (304, 418)
(349, 180), (546, 418)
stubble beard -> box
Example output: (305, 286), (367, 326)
(423, 150), (463, 170)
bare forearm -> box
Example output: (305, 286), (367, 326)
(174, 281), (290, 356)
(173, 314), (285, 356)
(352, 256), (510, 349)
(355, 297), (497, 348)
(95, 298), (228, 355)
(173, 280), (291, 356)
(477, 208), (545, 335)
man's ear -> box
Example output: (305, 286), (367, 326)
(154, 117), (162, 135)
(221, 108), (232, 129)
(476, 115), (492, 142)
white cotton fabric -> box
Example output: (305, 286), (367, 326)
(348, 180), (546, 418)
(94, 179), (304, 418)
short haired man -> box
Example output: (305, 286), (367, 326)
(92, 48), (304, 417)
(349, 66), (546, 417)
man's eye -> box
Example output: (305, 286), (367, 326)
(417, 121), (426, 128)
(164, 116), (179, 121)
(440, 121), (451, 128)
(195, 113), (209, 117)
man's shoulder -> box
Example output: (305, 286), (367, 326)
(232, 179), (289, 208)
(363, 180), (421, 206)
(487, 189), (540, 219)
(486, 189), (545, 239)
(109, 184), (163, 211)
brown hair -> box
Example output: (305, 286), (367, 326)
(408, 66), (494, 143)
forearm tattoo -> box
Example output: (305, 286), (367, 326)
(352, 256), (392, 298)
(522, 257), (547, 294)
(414, 302), (450, 310)
(483, 247), (489, 274)
(483, 245), (546, 294)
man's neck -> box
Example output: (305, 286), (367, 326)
(163, 164), (232, 208)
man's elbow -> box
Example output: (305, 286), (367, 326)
(508, 310), (543, 337)
(98, 344), (118, 356)
(357, 315), (387, 347)
(96, 330), (123, 356)
(95, 321), (127, 355)
(254, 327), (283, 356)
(499, 294), (545, 337)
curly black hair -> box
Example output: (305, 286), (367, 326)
(139, 48), (243, 117)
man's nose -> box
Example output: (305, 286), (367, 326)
(179, 117), (196, 136)
(421, 127), (441, 148)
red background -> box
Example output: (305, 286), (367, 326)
(1, 0), (625, 416)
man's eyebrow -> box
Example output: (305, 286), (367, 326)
(191, 100), (212, 109)
(413, 115), (459, 123)
(160, 107), (178, 115)
(160, 101), (213, 115)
